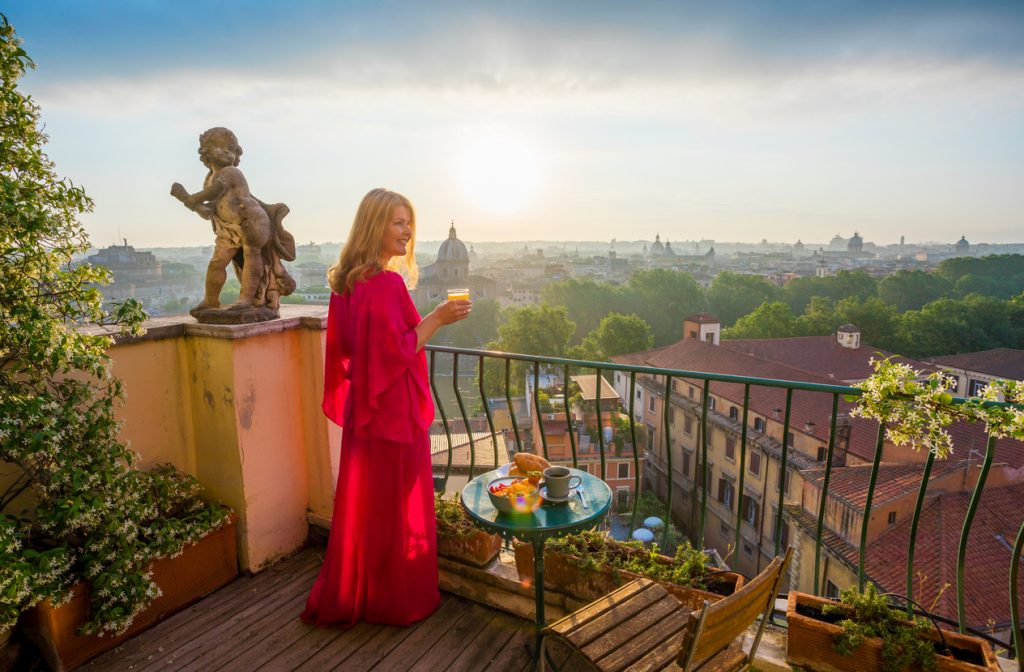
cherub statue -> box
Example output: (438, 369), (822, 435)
(171, 127), (296, 322)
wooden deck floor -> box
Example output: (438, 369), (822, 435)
(81, 547), (537, 672)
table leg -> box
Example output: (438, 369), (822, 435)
(532, 538), (546, 671)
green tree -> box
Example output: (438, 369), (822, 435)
(622, 269), (705, 346)
(794, 296), (841, 336)
(574, 313), (654, 361)
(0, 17), (228, 634)
(895, 294), (1020, 358)
(834, 297), (900, 350)
(722, 301), (798, 339)
(482, 304), (575, 396)
(878, 270), (952, 312)
(705, 272), (781, 327)
(445, 298), (503, 348)
(782, 270), (877, 313)
(542, 278), (623, 344)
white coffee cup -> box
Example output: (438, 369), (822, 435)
(543, 466), (582, 499)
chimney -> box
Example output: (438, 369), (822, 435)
(836, 324), (861, 349)
(683, 313), (721, 345)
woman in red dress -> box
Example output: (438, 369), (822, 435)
(301, 188), (471, 627)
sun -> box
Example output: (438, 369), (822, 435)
(456, 128), (544, 215)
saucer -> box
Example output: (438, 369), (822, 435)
(539, 486), (578, 503)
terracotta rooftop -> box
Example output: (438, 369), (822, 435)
(570, 374), (620, 401)
(928, 348), (1024, 381)
(800, 461), (967, 509)
(720, 335), (935, 383)
(613, 337), (1024, 467)
(865, 482), (1024, 629)
(429, 431), (510, 470)
(685, 312), (720, 324)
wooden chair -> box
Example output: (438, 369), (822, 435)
(540, 547), (792, 672)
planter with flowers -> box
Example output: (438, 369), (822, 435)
(514, 530), (743, 610)
(1, 19), (235, 671)
(435, 493), (502, 567)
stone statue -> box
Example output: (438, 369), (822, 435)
(171, 127), (297, 324)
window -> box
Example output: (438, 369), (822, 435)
(704, 464), (713, 491)
(707, 397), (716, 411)
(772, 505), (790, 548)
(682, 450), (692, 478)
(616, 488), (630, 509)
(743, 542), (753, 558)
(688, 386), (695, 399)
(718, 478), (734, 510)
(781, 468), (791, 496)
(649, 395), (656, 413)
(720, 520), (731, 536)
(578, 463), (589, 474)
(968, 379), (987, 396)
(729, 406), (739, 421)
(824, 580), (840, 599)
(748, 451), (761, 476)
(742, 495), (760, 527)
(754, 417), (766, 432)
(646, 425), (655, 452)
(668, 409), (675, 426)
(672, 379), (678, 393)
(786, 431), (794, 448)
(817, 445), (827, 462)
(617, 462), (629, 479)
(637, 390), (642, 400)
(684, 414), (693, 436)
(725, 437), (736, 461)
(888, 511), (897, 525)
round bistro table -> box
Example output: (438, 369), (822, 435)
(460, 467), (612, 669)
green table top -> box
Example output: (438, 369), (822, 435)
(460, 467), (612, 543)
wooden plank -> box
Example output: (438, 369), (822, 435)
(591, 614), (688, 672)
(405, 603), (496, 672)
(546, 579), (655, 636)
(565, 583), (670, 648)
(481, 620), (535, 672)
(446, 610), (526, 672)
(130, 561), (318, 672)
(84, 551), (319, 671)
(320, 623), (416, 672)
(367, 595), (466, 672)
(250, 624), (349, 672)
(580, 595), (683, 663)
(280, 621), (379, 672)
(174, 584), (313, 671)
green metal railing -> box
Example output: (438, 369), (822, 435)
(425, 344), (1024, 662)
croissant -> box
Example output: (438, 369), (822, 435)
(513, 452), (551, 475)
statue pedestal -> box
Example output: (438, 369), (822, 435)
(190, 305), (279, 325)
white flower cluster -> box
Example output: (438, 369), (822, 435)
(852, 358), (1024, 460)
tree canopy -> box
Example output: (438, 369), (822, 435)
(706, 271), (781, 327)
(571, 313), (654, 362)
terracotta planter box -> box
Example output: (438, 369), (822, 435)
(22, 517), (238, 672)
(437, 529), (503, 567)
(514, 543), (744, 611)
(786, 591), (999, 672)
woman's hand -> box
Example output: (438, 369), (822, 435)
(415, 299), (472, 351)
(432, 299), (472, 325)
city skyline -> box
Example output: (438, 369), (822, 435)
(6, 1), (1024, 247)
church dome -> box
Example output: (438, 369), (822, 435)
(650, 234), (665, 256)
(955, 235), (969, 252)
(664, 240), (676, 256)
(847, 232), (863, 252)
(437, 223), (469, 261)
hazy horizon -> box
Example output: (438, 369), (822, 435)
(7, 1), (1024, 248)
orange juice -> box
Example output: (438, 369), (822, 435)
(447, 288), (470, 301)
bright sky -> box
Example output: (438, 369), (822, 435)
(6, 1), (1024, 247)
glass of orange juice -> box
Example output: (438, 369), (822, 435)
(447, 288), (470, 301)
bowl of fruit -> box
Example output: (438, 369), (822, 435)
(487, 476), (541, 515)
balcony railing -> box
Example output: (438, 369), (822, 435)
(425, 344), (1024, 665)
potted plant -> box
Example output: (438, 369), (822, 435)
(787, 585), (998, 672)
(435, 493), (503, 567)
(514, 530), (744, 610)
(1, 18), (236, 670)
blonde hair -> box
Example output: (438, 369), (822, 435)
(328, 188), (419, 294)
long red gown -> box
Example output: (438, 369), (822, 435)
(301, 270), (440, 627)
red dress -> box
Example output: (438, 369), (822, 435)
(301, 270), (440, 627)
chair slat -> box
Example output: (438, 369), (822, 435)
(594, 611), (690, 672)
(567, 582), (671, 648)
(547, 579), (657, 637)
(581, 595), (684, 663)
